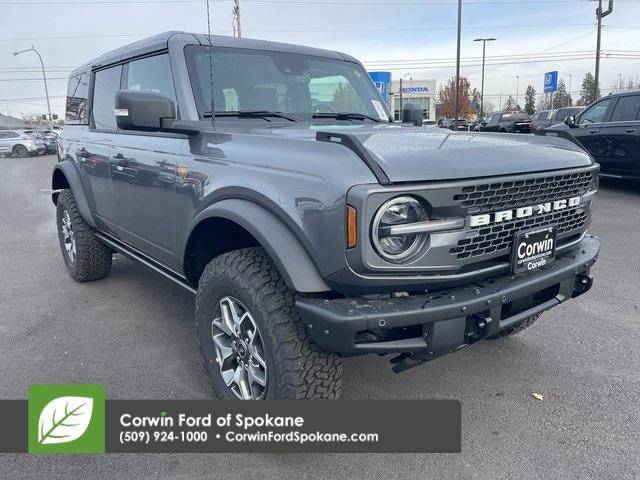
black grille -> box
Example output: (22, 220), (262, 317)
(450, 208), (588, 259)
(453, 170), (595, 213)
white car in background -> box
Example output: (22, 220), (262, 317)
(0, 130), (47, 157)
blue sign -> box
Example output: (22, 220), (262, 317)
(544, 71), (558, 93)
(368, 71), (392, 105)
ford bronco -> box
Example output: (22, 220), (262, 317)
(53, 32), (600, 400)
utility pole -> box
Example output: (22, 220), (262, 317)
(453, 0), (462, 124)
(594, 0), (613, 102)
(473, 37), (496, 120)
(568, 73), (573, 101)
(515, 75), (520, 110)
(13, 45), (52, 124)
(233, 0), (242, 38)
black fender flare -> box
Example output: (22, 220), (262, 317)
(185, 199), (330, 293)
(51, 160), (96, 228)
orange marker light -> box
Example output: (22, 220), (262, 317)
(346, 206), (357, 249)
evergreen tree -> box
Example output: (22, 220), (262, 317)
(552, 79), (572, 108)
(578, 72), (599, 105)
(524, 85), (536, 115)
(503, 95), (515, 112)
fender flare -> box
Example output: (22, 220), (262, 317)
(51, 160), (96, 228)
(185, 199), (330, 293)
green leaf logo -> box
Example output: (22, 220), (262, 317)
(37, 396), (94, 445)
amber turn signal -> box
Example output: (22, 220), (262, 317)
(346, 206), (357, 249)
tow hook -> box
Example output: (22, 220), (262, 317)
(467, 314), (493, 341)
(573, 273), (593, 297)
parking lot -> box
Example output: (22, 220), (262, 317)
(1, 154), (639, 479)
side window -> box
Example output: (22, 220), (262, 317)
(579, 98), (612, 125)
(65, 72), (89, 124)
(92, 65), (123, 131)
(1, 131), (19, 138)
(610, 95), (640, 122)
(125, 54), (176, 104)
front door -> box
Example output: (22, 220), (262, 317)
(109, 53), (184, 268)
(569, 97), (615, 167)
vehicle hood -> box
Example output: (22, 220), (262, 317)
(239, 123), (594, 183)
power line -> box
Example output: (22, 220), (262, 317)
(1, 0), (639, 4)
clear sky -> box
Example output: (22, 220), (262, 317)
(1, 0), (639, 118)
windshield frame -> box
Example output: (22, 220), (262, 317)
(184, 44), (391, 124)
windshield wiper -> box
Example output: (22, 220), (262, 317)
(202, 110), (298, 122)
(312, 112), (385, 123)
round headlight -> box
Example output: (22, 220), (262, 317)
(372, 196), (428, 263)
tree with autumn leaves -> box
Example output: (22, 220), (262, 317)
(437, 76), (476, 119)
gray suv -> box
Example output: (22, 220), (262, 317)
(53, 32), (600, 400)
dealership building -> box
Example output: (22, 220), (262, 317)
(369, 72), (437, 122)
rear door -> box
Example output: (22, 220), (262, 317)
(596, 94), (640, 176)
(110, 53), (186, 268)
(80, 65), (122, 234)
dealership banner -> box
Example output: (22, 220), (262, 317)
(0, 385), (461, 453)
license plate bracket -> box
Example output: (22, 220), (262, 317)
(511, 226), (557, 274)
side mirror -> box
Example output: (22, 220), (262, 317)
(115, 90), (176, 132)
(564, 115), (576, 127)
(402, 103), (423, 126)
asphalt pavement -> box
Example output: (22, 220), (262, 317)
(1, 154), (638, 479)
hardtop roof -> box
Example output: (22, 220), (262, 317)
(69, 31), (357, 77)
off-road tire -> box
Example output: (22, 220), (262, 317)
(196, 247), (343, 400)
(56, 189), (112, 282)
(486, 313), (541, 339)
(13, 144), (28, 157)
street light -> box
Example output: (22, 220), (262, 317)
(473, 37), (496, 120)
(399, 73), (411, 120)
(13, 45), (52, 123)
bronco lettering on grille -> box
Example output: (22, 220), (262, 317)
(469, 196), (582, 228)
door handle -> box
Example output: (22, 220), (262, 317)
(589, 129), (599, 134)
(625, 129), (637, 133)
(112, 153), (128, 166)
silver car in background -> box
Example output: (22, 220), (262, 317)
(0, 130), (47, 157)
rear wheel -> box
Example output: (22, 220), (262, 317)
(56, 189), (112, 282)
(196, 247), (343, 400)
(486, 313), (541, 339)
(13, 144), (28, 157)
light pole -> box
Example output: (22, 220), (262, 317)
(399, 73), (410, 120)
(473, 37), (496, 120)
(13, 45), (52, 123)
(594, 0), (613, 102)
(453, 0), (462, 124)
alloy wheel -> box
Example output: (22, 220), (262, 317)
(211, 296), (267, 400)
(61, 210), (76, 264)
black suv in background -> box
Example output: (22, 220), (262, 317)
(531, 107), (585, 131)
(548, 91), (640, 179)
(479, 111), (532, 133)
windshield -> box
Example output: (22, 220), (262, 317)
(185, 45), (390, 123)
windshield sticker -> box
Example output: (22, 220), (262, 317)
(371, 100), (388, 121)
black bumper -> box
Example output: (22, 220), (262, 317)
(297, 235), (599, 363)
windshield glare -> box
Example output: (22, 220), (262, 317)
(185, 46), (389, 122)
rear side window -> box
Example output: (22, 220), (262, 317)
(92, 65), (123, 131)
(65, 72), (89, 124)
(0, 131), (19, 138)
(610, 95), (640, 122)
(125, 54), (176, 104)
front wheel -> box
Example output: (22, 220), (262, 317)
(13, 144), (28, 157)
(196, 247), (343, 400)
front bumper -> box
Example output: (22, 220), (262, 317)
(297, 235), (599, 368)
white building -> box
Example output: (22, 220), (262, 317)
(388, 79), (437, 122)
